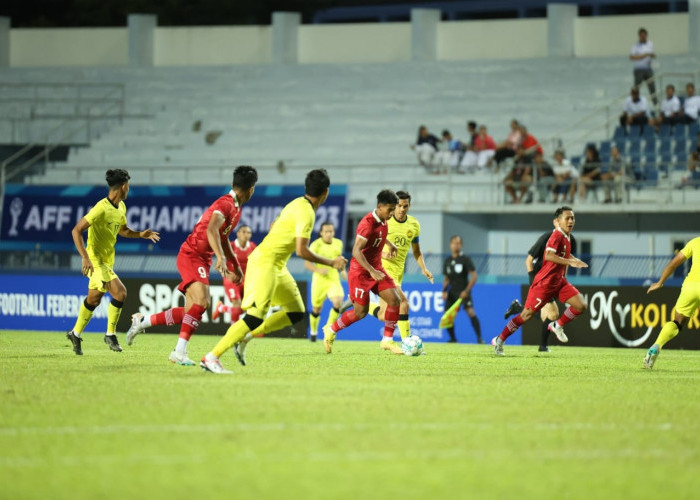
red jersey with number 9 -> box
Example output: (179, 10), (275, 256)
(182, 190), (241, 257)
(353, 210), (388, 269)
(533, 228), (571, 286)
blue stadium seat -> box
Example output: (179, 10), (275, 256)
(613, 126), (626, 140)
(628, 124), (643, 137)
(627, 139), (641, 162)
(642, 125), (655, 139)
(674, 124), (688, 138)
(643, 138), (656, 155)
(643, 165), (659, 186)
(673, 138), (688, 157)
(659, 137), (672, 154)
(599, 140), (611, 158)
(658, 123), (672, 136)
(689, 122), (700, 137)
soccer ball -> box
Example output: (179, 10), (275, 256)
(401, 335), (423, 356)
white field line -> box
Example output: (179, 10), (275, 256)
(0, 447), (697, 469)
(0, 421), (675, 437)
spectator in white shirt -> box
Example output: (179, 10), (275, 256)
(650, 84), (681, 127)
(620, 87), (650, 127)
(629, 28), (657, 106)
(552, 149), (578, 203)
(679, 83), (700, 124)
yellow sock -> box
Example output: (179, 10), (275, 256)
(397, 319), (410, 339)
(368, 302), (381, 318)
(212, 319), (252, 358)
(257, 310), (292, 335)
(309, 313), (320, 336)
(655, 321), (680, 349)
(326, 308), (339, 328)
(73, 301), (94, 334)
(107, 301), (122, 334)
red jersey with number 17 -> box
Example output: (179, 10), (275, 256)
(233, 239), (256, 275)
(533, 228), (571, 286)
(182, 190), (241, 257)
(352, 210), (388, 269)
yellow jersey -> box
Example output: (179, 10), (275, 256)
(381, 214), (421, 278)
(84, 198), (127, 266)
(680, 237), (700, 283)
(252, 196), (315, 268)
(309, 237), (344, 282)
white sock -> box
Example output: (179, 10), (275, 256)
(175, 337), (188, 354)
(382, 335), (393, 342)
(141, 314), (152, 328)
(72, 330), (81, 338)
(105, 332), (115, 336)
(243, 332), (253, 343)
(205, 352), (217, 361)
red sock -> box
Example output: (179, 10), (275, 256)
(383, 305), (399, 338)
(230, 306), (243, 323)
(150, 307), (185, 326)
(499, 314), (525, 341)
(331, 309), (359, 333)
(556, 306), (581, 327)
(179, 304), (206, 340)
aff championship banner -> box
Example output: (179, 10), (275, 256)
(0, 184), (347, 251)
(521, 285), (700, 349)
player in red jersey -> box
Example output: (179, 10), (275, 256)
(322, 189), (403, 354)
(212, 224), (256, 323)
(491, 206), (589, 356)
(126, 166), (258, 365)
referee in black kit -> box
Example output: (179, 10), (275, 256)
(442, 235), (483, 344)
(504, 218), (578, 352)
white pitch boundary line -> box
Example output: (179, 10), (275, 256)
(0, 421), (674, 437)
(0, 447), (697, 469)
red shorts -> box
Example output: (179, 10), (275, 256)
(223, 278), (244, 302)
(524, 279), (580, 313)
(176, 245), (212, 294)
(348, 264), (396, 306)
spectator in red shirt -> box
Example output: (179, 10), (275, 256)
(460, 125), (497, 171)
(491, 119), (522, 168)
(514, 125), (543, 166)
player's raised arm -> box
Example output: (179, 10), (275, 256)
(296, 237), (346, 270)
(71, 217), (94, 277)
(648, 252), (687, 293)
(411, 241), (433, 283)
(352, 235), (384, 282)
(118, 224), (160, 243)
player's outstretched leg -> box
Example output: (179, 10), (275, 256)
(493, 313), (526, 356)
(324, 308), (361, 353)
(66, 331), (83, 355)
(644, 320), (682, 369)
(379, 305), (403, 354)
(127, 307), (186, 346)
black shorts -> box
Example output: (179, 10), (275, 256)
(447, 293), (473, 310)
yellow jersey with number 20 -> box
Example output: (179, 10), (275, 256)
(381, 214), (421, 281)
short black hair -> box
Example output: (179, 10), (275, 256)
(106, 169), (130, 188)
(396, 190), (411, 203)
(450, 235), (462, 243)
(305, 169), (330, 197)
(554, 206), (573, 218)
(467, 121), (477, 129)
(320, 221), (335, 231)
(666, 84), (675, 91)
(232, 166), (258, 190)
(639, 27), (647, 35)
(237, 224), (251, 231)
(377, 189), (398, 205)
(442, 129), (451, 137)
(687, 82), (695, 90)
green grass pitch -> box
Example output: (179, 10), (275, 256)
(1, 330), (699, 499)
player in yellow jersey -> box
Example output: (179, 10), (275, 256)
(644, 236), (700, 369)
(66, 169), (160, 355)
(305, 222), (347, 342)
(201, 169), (347, 374)
(364, 190), (433, 340)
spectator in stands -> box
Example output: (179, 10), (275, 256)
(601, 145), (630, 203)
(620, 87), (650, 128)
(532, 151), (555, 202)
(579, 144), (602, 201)
(460, 125), (496, 171)
(552, 149), (578, 203)
(503, 161), (532, 204)
(490, 119), (521, 168)
(650, 84), (681, 129)
(411, 125), (440, 169)
(629, 27), (657, 106)
(678, 83), (700, 124)
(466, 121), (478, 148)
(436, 129), (463, 172)
(514, 125), (543, 166)
(680, 132), (700, 188)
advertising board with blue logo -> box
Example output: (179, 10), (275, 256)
(1, 184), (347, 252)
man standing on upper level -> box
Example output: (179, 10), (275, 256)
(630, 27), (657, 106)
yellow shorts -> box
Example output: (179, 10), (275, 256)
(88, 261), (118, 293)
(675, 281), (700, 318)
(310, 276), (344, 308)
(242, 255), (304, 317)
(384, 266), (403, 288)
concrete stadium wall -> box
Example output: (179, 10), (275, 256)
(5, 13), (690, 67)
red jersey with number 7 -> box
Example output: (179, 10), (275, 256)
(352, 210), (388, 269)
(533, 228), (571, 286)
